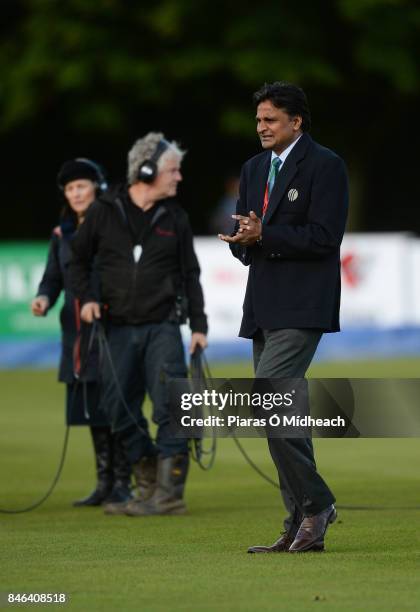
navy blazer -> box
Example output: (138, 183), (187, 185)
(230, 132), (349, 338)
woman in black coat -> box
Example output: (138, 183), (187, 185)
(31, 159), (132, 507)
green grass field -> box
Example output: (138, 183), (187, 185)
(1, 359), (420, 611)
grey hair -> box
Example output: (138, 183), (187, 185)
(127, 132), (186, 185)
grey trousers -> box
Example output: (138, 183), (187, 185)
(253, 328), (335, 532)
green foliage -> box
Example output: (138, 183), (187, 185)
(0, 0), (418, 134)
(339, 0), (420, 92)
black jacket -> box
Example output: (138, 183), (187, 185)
(70, 186), (208, 333)
(36, 228), (98, 383)
(230, 132), (349, 337)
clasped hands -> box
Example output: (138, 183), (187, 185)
(218, 211), (262, 246)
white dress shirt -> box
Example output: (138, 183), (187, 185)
(270, 134), (302, 166)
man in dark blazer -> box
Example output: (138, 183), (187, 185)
(219, 81), (348, 553)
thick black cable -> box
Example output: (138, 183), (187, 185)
(0, 427), (70, 514)
(0, 320), (99, 514)
(199, 352), (419, 512)
(94, 321), (151, 439)
(92, 323), (217, 467)
(0, 324), (213, 513)
(201, 350), (279, 484)
(189, 347), (217, 470)
(231, 436), (280, 488)
(199, 351), (271, 482)
(3, 319), (409, 513)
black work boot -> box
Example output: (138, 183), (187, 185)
(104, 454), (157, 515)
(103, 436), (133, 505)
(73, 426), (113, 507)
(125, 454), (189, 516)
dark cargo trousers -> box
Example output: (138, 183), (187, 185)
(100, 321), (189, 464)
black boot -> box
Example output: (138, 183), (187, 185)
(103, 436), (133, 505)
(73, 426), (113, 507)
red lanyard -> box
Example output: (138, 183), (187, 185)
(262, 183), (269, 219)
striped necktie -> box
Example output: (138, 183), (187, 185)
(262, 156), (282, 218)
(268, 156), (281, 197)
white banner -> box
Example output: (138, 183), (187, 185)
(193, 238), (248, 341)
(192, 233), (418, 341)
(340, 234), (415, 327)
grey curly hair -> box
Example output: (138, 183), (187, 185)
(127, 132), (185, 185)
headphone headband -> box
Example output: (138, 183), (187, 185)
(57, 158), (108, 192)
(75, 158), (108, 191)
(150, 139), (170, 162)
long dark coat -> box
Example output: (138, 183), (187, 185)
(36, 225), (106, 425)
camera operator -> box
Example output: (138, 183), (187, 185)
(70, 133), (208, 516)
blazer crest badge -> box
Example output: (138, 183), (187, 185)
(288, 189), (298, 202)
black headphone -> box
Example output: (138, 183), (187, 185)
(136, 139), (171, 184)
(75, 158), (108, 191)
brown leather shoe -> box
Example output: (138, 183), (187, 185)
(288, 505), (337, 553)
(247, 531), (296, 554)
